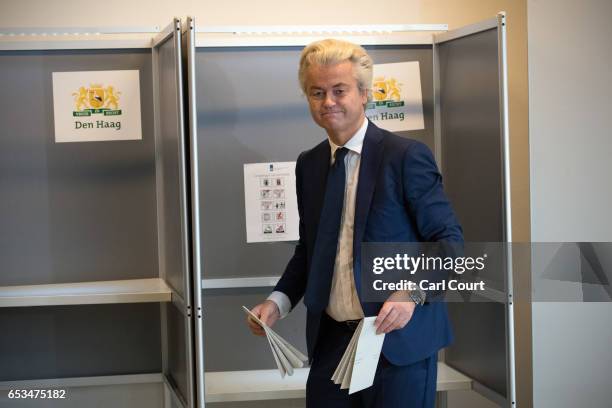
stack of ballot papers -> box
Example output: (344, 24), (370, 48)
(242, 306), (309, 377)
(332, 316), (386, 394)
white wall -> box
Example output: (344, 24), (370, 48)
(528, 0), (612, 407)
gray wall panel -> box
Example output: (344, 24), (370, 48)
(203, 287), (307, 371)
(0, 49), (157, 286)
(447, 299), (507, 396)
(439, 29), (503, 242)
(195, 45), (434, 281)
(0, 304), (161, 381)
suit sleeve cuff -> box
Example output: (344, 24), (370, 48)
(267, 291), (291, 319)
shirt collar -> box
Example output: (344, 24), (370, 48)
(328, 117), (368, 161)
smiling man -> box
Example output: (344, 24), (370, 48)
(247, 39), (463, 408)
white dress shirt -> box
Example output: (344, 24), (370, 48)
(268, 117), (368, 321)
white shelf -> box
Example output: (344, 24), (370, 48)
(0, 278), (172, 307)
(436, 362), (474, 391)
(204, 362), (471, 402)
(202, 276), (280, 289)
(205, 368), (309, 403)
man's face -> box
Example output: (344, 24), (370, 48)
(304, 61), (367, 141)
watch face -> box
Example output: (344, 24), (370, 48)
(410, 290), (425, 305)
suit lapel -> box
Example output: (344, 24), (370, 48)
(353, 122), (384, 293)
(307, 141), (331, 237)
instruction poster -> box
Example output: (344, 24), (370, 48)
(366, 62), (424, 132)
(52, 70), (142, 143)
(244, 162), (299, 243)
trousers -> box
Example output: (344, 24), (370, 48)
(306, 313), (438, 408)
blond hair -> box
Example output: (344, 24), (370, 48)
(298, 39), (373, 100)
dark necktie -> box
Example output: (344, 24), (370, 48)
(305, 147), (349, 311)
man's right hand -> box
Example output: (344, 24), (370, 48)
(246, 300), (280, 336)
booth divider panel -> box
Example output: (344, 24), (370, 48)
(154, 21), (197, 408)
(439, 29), (503, 242)
(438, 28), (509, 398)
(157, 37), (188, 299)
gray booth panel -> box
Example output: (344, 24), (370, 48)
(0, 49), (157, 286)
(438, 28), (508, 398)
(438, 28), (503, 242)
(447, 298), (507, 396)
(165, 302), (190, 404)
(0, 303), (161, 381)
(202, 287), (307, 371)
(195, 45), (434, 281)
(0, 381), (164, 408)
(157, 36), (188, 299)
(154, 24), (197, 408)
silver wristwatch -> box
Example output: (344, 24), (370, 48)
(408, 288), (426, 305)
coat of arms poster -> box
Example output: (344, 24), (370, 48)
(52, 70), (142, 143)
(366, 62), (424, 132)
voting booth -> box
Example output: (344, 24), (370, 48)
(0, 19), (197, 407)
(0, 14), (514, 408)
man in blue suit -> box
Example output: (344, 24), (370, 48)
(247, 39), (463, 407)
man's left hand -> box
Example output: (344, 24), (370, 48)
(374, 291), (416, 335)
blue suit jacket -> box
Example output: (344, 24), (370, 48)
(274, 121), (463, 366)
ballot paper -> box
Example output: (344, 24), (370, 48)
(242, 306), (309, 377)
(331, 316), (386, 394)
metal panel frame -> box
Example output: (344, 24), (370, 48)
(432, 39), (442, 166)
(195, 32), (436, 47)
(198, 24), (447, 34)
(194, 24), (449, 47)
(433, 12), (516, 408)
(152, 18), (196, 408)
(0, 25), (161, 51)
(433, 17), (498, 44)
(496, 12), (516, 408)
(0, 26), (159, 35)
(183, 16), (206, 408)
(0, 38), (155, 50)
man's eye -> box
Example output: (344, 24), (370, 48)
(311, 91), (324, 99)
(333, 89), (346, 96)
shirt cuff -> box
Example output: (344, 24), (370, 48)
(267, 291), (291, 319)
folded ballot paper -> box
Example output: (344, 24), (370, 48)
(332, 316), (386, 394)
(242, 306), (309, 378)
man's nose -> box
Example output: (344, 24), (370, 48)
(323, 93), (335, 107)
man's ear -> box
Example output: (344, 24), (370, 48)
(360, 87), (370, 107)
